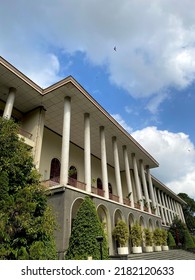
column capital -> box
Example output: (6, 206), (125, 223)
(65, 96), (71, 101)
(84, 112), (90, 118)
(9, 87), (17, 93)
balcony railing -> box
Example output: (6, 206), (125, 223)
(18, 128), (32, 139)
(109, 193), (119, 203)
(123, 198), (131, 206)
(134, 202), (141, 209)
(41, 176), (60, 188)
(68, 177), (86, 191)
(91, 187), (105, 197)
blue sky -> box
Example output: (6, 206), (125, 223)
(1, 0), (195, 199)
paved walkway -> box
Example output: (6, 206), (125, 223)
(127, 249), (195, 260)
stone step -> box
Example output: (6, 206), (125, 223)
(127, 249), (195, 260)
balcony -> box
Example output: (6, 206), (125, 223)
(18, 127), (34, 147)
(109, 193), (119, 203)
(123, 198), (131, 206)
(41, 176), (60, 188)
(68, 177), (86, 191)
(91, 187), (105, 197)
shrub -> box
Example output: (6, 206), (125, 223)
(143, 228), (153, 246)
(112, 220), (129, 247)
(167, 232), (176, 248)
(130, 222), (142, 247)
(183, 229), (195, 249)
(65, 196), (108, 260)
(161, 229), (168, 246)
(153, 228), (162, 246)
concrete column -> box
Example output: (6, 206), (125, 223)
(161, 192), (169, 224)
(157, 189), (166, 224)
(34, 106), (46, 169)
(60, 97), (71, 186)
(146, 166), (156, 213)
(153, 187), (160, 215)
(140, 160), (151, 213)
(179, 203), (185, 223)
(3, 87), (16, 119)
(165, 194), (172, 224)
(132, 153), (143, 210)
(112, 137), (123, 204)
(123, 145), (134, 207)
(84, 113), (91, 193)
(100, 126), (109, 199)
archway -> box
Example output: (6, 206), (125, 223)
(70, 198), (84, 230)
(50, 158), (60, 182)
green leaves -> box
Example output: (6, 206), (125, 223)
(0, 117), (57, 259)
(65, 196), (109, 260)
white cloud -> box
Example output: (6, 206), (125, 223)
(132, 126), (195, 199)
(1, 1), (195, 110)
(111, 114), (132, 133)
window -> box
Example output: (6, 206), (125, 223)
(97, 178), (103, 189)
(50, 158), (60, 182)
(69, 166), (77, 180)
(108, 183), (113, 194)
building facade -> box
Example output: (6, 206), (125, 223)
(0, 56), (186, 258)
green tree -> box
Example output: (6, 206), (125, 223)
(167, 232), (176, 248)
(169, 216), (186, 246)
(0, 117), (57, 259)
(178, 193), (195, 234)
(183, 229), (195, 249)
(65, 196), (109, 260)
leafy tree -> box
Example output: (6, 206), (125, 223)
(0, 117), (57, 259)
(183, 229), (195, 249)
(167, 232), (176, 248)
(178, 193), (195, 234)
(168, 216), (186, 246)
(65, 196), (109, 260)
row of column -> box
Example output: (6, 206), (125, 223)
(155, 189), (185, 224)
(3, 91), (184, 222)
(59, 97), (156, 214)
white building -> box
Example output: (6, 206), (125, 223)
(0, 56), (186, 258)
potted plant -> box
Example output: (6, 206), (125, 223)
(143, 228), (153, 252)
(143, 200), (149, 212)
(112, 220), (129, 255)
(161, 229), (169, 251)
(130, 221), (142, 253)
(151, 205), (156, 214)
(153, 228), (162, 251)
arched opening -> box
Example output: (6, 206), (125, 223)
(69, 166), (77, 179)
(97, 178), (103, 190)
(68, 166), (77, 187)
(50, 158), (60, 183)
(108, 183), (113, 194)
(113, 209), (123, 252)
(97, 205), (109, 235)
(71, 198), (84, 230)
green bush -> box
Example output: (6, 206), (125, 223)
(112, 220), (129, 247)
(167, 232), (176, 248)
(143, 228), (153, 246)
(130, 222), (142, 247)
(153, 228), (162, 246)
(183, 229), (195, 249)
(65, 196), (108, 260)
(161, 229), (168, 246)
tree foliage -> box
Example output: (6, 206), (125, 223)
(178, 193), (195, 234)
(169, 216), (195, 249)
(65, 196), (109, 260)
(0, 117), (57, 259)
(112, 220), (129, 247)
